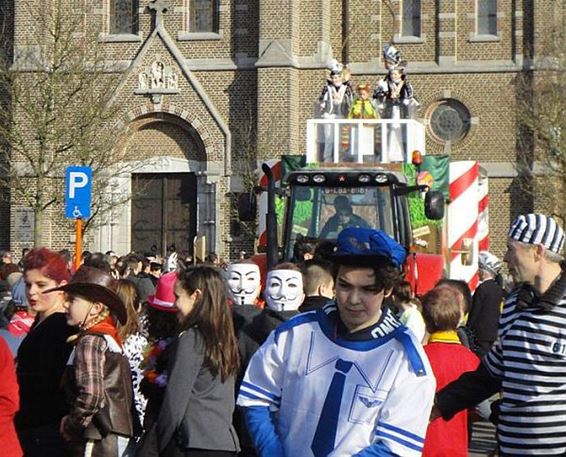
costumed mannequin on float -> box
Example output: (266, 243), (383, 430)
(348, 84), (379, 160)
(373, 44), (419, 162)
(318, 59), (353, 162)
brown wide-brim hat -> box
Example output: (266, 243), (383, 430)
(47, 266), (127, 324)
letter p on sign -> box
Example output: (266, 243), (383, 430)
(69, 172), (88, 199)
(65, 166), (93, 219)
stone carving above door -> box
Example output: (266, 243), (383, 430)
(135, 59), (179, 103)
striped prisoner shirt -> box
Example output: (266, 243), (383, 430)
(484, 284), (566, 456)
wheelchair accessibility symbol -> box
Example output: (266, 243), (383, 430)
(65, 166), (92, 219)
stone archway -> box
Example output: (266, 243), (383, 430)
(94, 113), (218, 256)
(125, 112), (207, 163)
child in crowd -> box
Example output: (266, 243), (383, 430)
(116, 280), (149, 427)
(421, 286), (479, 457)
(51, 266), (135, 457)
(348, 84), (379, 119)
(392, 280), (426, 343)
(136, 271), (179, 456)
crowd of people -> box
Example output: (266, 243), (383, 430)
(0, 212), (564, 456)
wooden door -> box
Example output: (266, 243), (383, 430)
(131, 173), (197, 256)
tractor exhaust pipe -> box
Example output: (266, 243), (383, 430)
(262, 163), (278, 272)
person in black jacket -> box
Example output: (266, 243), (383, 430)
(467, 251), (504, 357)
(299, 259), (334, 313)
(238, 261), (304, 367)
(16, 248), (75, 457)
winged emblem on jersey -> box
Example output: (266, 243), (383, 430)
(358, 396), (382, 408)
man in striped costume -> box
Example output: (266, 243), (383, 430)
(432, 213), (566, 456)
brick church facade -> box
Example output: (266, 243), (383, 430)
(0, 0), (561, 260)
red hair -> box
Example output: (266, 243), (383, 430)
(22, 248), (70, 284)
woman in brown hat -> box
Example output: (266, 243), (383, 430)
(52, 266), (135, 457)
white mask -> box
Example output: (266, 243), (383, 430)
(226, 263), (261, 306)
(266, 269), (304, 312)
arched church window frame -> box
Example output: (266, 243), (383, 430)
(110, 0), (139, 35)
(469, 0), (500, 42)
(178, 0), (222, 41)
(99, 0), (142, 42)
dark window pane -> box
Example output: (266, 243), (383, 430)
(478, 0), (497, 35)
(402, 0), (421, 37)
(110, 0), (138, 35)
(190, 0), (218, 33)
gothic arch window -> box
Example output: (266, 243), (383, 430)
(402, 0), (421, 38)
(477, 0), (497, 36)
(189, 0), (219, 33)
(110, 0), (138, 35)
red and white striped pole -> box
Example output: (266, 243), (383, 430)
(477, 170), (490, 252)
(448, 161), (480, 291)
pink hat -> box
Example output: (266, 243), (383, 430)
(147, 272), (177, 312)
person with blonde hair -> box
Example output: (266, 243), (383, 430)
(53, 266), (134, 456)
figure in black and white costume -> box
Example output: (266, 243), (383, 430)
(318, 60), (353, 162)
(373, 45), (419, 162)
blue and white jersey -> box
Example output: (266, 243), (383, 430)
(237, 305), (435, 457)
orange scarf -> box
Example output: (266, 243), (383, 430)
(85, 316), (123, 347)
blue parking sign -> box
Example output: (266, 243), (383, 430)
(65, 166), (92, 219)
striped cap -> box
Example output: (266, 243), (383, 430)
(508, 214), (565, 254)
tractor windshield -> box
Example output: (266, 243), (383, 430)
(284, 185), (396, 259)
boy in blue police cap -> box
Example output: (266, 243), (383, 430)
(237, 228), (435, 457)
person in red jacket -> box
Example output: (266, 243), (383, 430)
(421, 286), (479, 457)
(0, 336), (23, 457)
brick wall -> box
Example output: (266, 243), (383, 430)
(6, 0), (563, 263)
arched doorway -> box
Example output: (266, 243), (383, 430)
(126, 114), (206, 257)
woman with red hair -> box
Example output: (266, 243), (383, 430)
(15, 248), (75, 457)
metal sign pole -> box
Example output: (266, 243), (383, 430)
(75, 218), (82, 271)
(64, 166), (92, 271)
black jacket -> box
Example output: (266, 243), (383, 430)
(467, 279), (504, 356)
(232, 305), (262, 337)
(299, 295), (332, 313)
(238, 308), (298, 374)
(16, 313), (75, 429)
